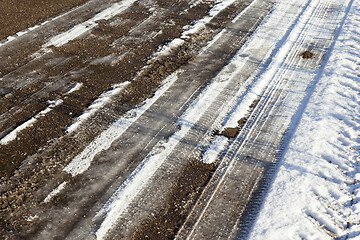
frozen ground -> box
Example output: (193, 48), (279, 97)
(1, 0), (359, 239)
(249, 0), (360, 239)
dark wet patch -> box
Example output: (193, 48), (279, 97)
(301, 50), (314, 59)
(132, 159), (215, 240)
(0, 44), (43, 78)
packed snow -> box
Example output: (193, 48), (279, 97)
(249, 0), (360, 239)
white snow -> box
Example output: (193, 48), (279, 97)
(43, 0), (136, 48)
(182, 0), (241, 38)
(63, 0), (251, 177)
(66, 81), (129, 133)
(65, 82), (83, 95)
(95, 70), (240, 240)
(43, 181), (67, 203)
(0, 99), (63, 145)
(153, 0), (241, 58)
(250, 0), (360, 238)
(40, 0), (360, 238)
(91, 0), (337, 236)
(63, 72), (179, 176)
(154, 38), (185, 57)
(202, 136), (228, 164)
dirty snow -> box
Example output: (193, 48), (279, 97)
(63, 0), (251, 178)
(95, 70), (238, 240)
(249, 0), (360, 238)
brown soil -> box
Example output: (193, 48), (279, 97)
(249, 97), (260, 109)
(221, 127), (240, 139)
(214, 98), (260, 139)
(0, 0), (258, 238)
(0, 1), (213, 236)
(301, 50), (314, 59)
(237, 117), (247, 126)
(0, 1), (211, 178)
(132, 159), (215, 240)
(0, 0), (89, 40)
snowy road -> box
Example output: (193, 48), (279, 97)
(0, 0), (359, 239)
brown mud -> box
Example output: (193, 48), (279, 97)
(0, 1), (213, 237)
(132, 159), (215, 240)
(0, 0), (89, 40)
(301, 50), (314, 59)
(0, 1), (211, 178)
(0, 0), (256, 238)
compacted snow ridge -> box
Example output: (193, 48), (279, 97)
(250, 0), (360, 239)
(43, 181), (68, 203)
(0, 99), (63, 145)
(63, 72), (179, 177)
(66, 81), (129, 133)
(43, 0), (137, 48)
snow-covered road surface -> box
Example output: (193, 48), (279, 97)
(250, 0), (360, 238)
(0, 0), (359, 239)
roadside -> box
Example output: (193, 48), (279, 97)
(249, 0), (360, 238)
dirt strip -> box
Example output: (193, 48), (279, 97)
(0, 0), (212, 178)
(132, 159), (215, 240)
(0, 0), (257, 238)
(0, 0), (89, 40)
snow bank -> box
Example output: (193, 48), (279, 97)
(250, 0), (360, 238)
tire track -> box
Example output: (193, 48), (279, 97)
(0, 0), (259, 238)
(175, 0), (350, 239)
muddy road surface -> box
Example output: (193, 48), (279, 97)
(0, 0), (351, 239)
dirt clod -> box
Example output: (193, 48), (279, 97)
(221, 127), (240, 139)
(301, 50), (313, 59)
